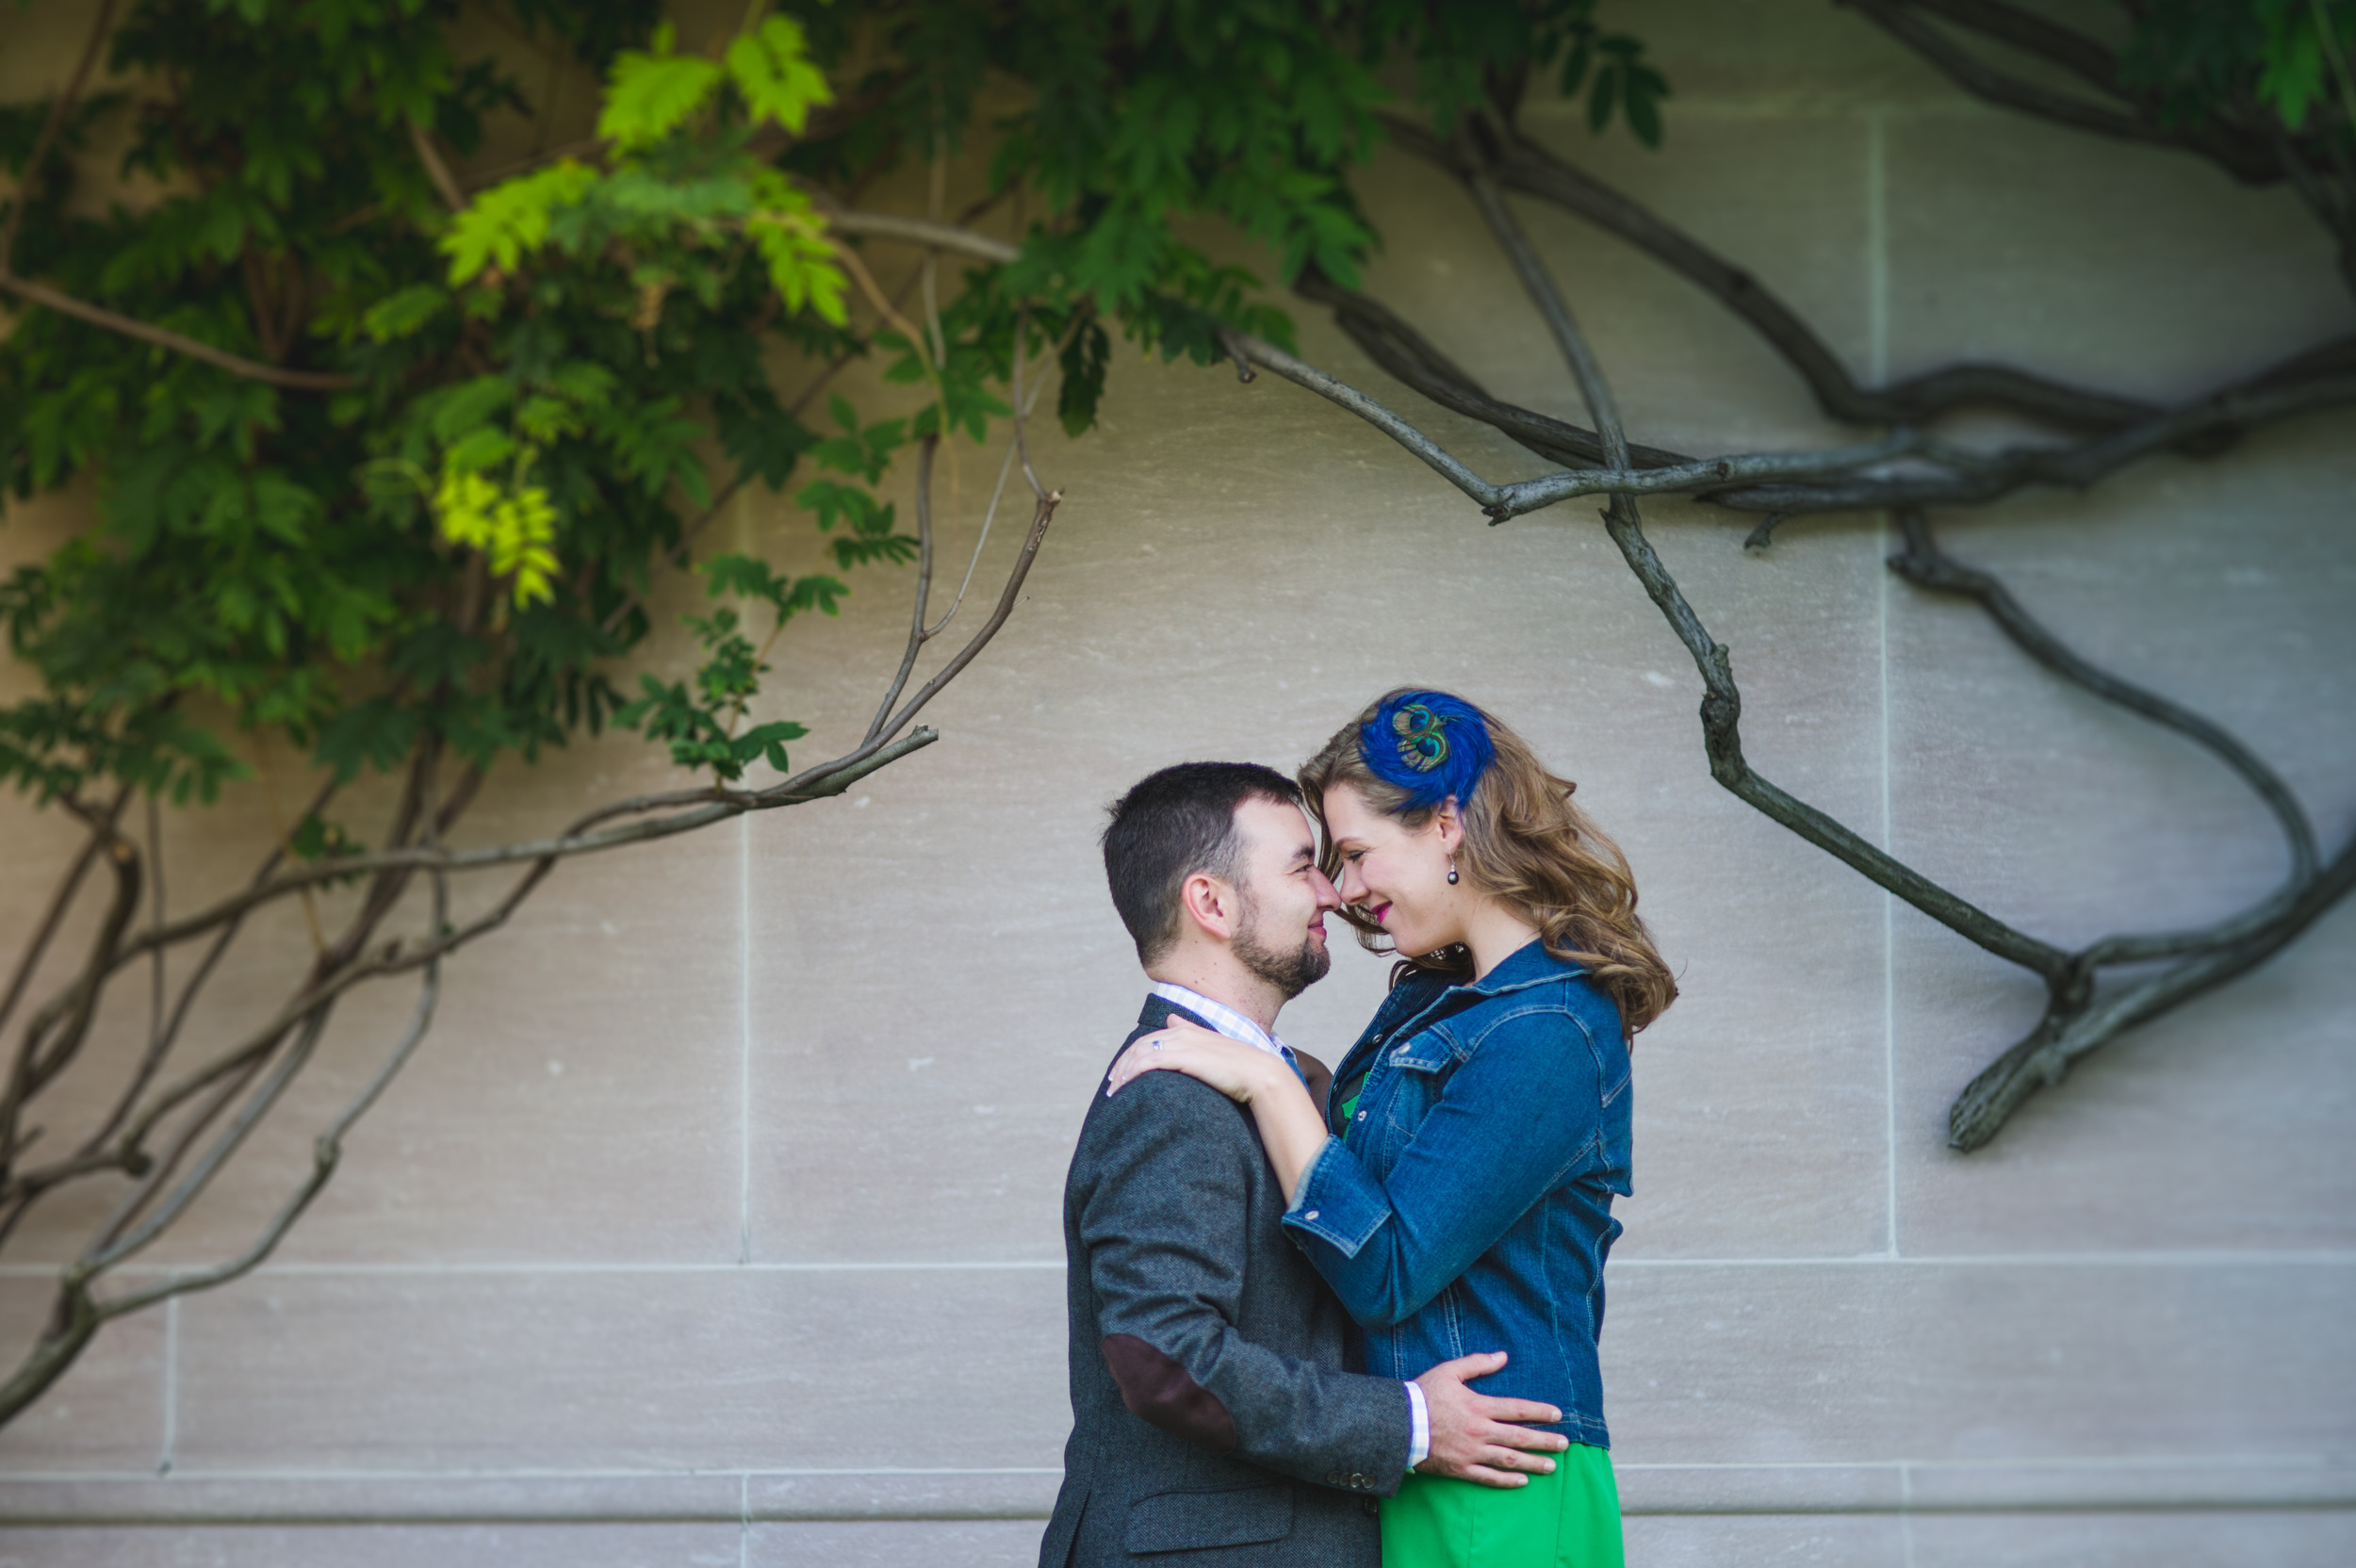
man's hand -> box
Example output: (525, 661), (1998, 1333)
(1414, 1351), (1571, 1488)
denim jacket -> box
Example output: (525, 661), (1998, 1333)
(1281, 940), (1632, 1448)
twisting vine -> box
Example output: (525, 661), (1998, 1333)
(3, 0), (2350, 1432)
(1225, 60), (2354, 1152)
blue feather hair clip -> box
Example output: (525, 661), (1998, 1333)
(1359, 690), (1494, 811)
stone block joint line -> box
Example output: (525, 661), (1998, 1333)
(1869, 104), (1901, 1263)
(739, 811), (754, 1267)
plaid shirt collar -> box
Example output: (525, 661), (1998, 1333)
(1148, 981), (1294, 1064)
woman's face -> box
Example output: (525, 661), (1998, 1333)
(1322, 784), (1464, 956)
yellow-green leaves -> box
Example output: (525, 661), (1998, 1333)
(443, 18), (843, 326)
(599, 15), (831, 151)
(598, 23), (724, 151)
(726, 15), (834, 135)
(747, 170), (848, 326)
(434, 466), (559, 610)
(441, 160), (596, 285)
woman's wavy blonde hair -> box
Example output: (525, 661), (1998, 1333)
(1299, 691), (1677, 1037)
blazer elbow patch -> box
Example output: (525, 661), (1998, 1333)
(1101, 1333), (1239, 1454)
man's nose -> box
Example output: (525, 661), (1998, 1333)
(1310, 868), (1344, 910)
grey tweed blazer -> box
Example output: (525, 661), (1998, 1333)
(1039, 996), (1412, 1568)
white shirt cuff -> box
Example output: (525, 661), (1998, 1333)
(1403, 1379), (1430, 1470)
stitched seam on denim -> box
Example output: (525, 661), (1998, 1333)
(1385, 1023), (1454, 1069)
(1374, 968), (1558, 1048)
(1544, 1130), (1604, 1195)
(1457, 997), (1595, 1054)
(1290, 1143), (1390, 1256)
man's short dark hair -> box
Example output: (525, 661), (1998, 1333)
(1103, 762), (1303, 966)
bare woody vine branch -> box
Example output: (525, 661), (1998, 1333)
(5, 0), (2349, 1435)
(1221, 87), (2353, 1153)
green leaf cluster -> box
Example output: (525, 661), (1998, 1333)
(2119, 0), (2356, 141)
(613, 554), (831, 780)
(1, 0), (1672, 809)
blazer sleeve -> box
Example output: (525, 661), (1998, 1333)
(1078, 1070), (1413, 1494)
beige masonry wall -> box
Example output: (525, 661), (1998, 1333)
(3, 2), (2354, 1564)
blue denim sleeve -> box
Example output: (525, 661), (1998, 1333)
(1281, 1002), (1607, 1328)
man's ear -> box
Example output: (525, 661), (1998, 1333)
(1177, 871), (1237, 942)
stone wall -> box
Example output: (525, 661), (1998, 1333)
(2, 2), (2352, 1563)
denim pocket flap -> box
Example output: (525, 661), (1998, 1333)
(1124, 1483), (1294, 1554)
(1386, 1024), (1456, 1071)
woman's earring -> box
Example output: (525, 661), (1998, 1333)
(1447, 860), (1459, 886)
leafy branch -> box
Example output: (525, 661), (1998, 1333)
(6, 0), (2349, 1438)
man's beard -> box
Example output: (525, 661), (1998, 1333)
(1234, 890), (1331, 1001)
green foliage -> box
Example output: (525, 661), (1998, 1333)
(441, 160), (600, 284)
(2119, 0), (2356, 140)
(726, 15), (835, 136)
(1562, 30), (1669, 148)
(1372, 0), (1668, 145)
(0, 0), (1669, 811)
(613, 553), (832, 780)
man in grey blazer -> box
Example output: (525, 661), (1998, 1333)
(1040, 763), (1568, 1567)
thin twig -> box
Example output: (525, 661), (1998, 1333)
(2, 798), (144, 1157)
(0, 1), (350, 391)
(1220, 329), (1931, 521)
(1947, 836), (2356, 1149)
(99, 792), (453, 1318)
(863, 490), (1061, 757)
(1464, 155), (1628, 470)
(84, 1002), (336, 1273)
(0, 276), (357, 391)
(407, 119), (470, 214)
(1291, 258), (2356, 519)
(0, 786), (128, 1048)
(1888, 511), (2317, 880)
(1841, 0), (2282, 184)
(931, 427), (1023, 639)
(816, 208), (1020, 265)
(1381, 115), (2168, 433)
(0, 0), (119, 275)
(926, 307), (1064, 640)
(867, 436), (941, 744)
(1897, 0), (2123, 97)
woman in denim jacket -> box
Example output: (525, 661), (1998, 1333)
(1110, 690), (1676, 1568)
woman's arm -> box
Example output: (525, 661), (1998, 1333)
(1107, 1020), (1332, 1203)
(1284, 1007), (1612, 1329)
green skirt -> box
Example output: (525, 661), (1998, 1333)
(1381, 1444), (1623, 1568)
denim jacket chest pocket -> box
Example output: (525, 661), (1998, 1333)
(1361, 1022), (1464, 1166)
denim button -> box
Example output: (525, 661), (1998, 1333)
(1304, 1209), (1319, 1220)
(1356, 1110), (1366, 1120)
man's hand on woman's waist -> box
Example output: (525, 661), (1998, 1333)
(1412, 1350), (1570, 1487)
